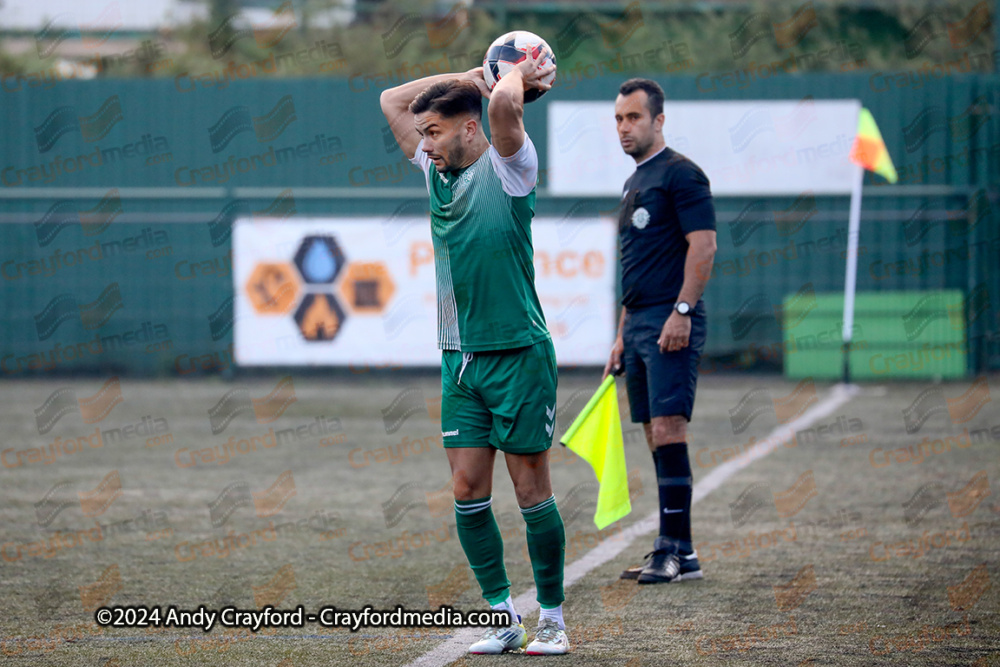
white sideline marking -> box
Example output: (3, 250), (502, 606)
(402, 383), (859, 667)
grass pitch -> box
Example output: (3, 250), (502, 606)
(1, 372), (998, 665)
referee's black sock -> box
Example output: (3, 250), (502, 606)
(653, 443), (693, 554)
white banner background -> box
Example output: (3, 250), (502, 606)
(233, 218), (616, 366)
(548, 99), (861, 196)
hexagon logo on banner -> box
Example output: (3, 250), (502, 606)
(340, 262), (396, 314)
(245, 262), (300, 315)
(294, 293), (346, 342)
(294, 235), (345, 284)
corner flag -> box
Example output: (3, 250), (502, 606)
(849, 108), (898, 183)
(842, 106), (898, 383)
(559, 376), (631, 529)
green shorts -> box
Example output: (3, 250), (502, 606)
(440, 338), (558, 454)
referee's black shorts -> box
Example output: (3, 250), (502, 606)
(622, 300), (706, 423)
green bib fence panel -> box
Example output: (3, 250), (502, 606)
(784, 291), (967, 380)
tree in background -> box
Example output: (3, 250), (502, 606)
(0, 0), (994, 79)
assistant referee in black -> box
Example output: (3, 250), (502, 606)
(603, 78), (717, 584)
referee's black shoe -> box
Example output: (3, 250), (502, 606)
(638, 537), (681, 584)
(621, 538), (703, 583)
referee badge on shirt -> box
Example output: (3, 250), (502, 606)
(631, 207), (650, 229)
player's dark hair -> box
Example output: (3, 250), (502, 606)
(409, 80), (483, 120)
(619, 78), (664, 118)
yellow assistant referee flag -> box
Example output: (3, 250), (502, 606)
(559, 375), (631, 529)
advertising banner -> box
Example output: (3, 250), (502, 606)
(233, 218), (616, 366)
(548, 99), (861, 195)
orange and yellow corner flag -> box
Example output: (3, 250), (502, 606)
(560, 376), (631, 530)
(849, 108), (898, 184)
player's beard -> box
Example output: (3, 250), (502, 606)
(438, 136), (467, 173)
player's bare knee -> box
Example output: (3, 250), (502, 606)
(509, 457), (552, 507)
(513, 480), (551, 508)
(451, 470), (489, 501)
(453, 481), (489, 501)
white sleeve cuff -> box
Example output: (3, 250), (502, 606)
(409, 139), (431, 191)
(488, 134), (538, 197)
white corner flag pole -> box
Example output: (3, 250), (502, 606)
(841, 160), (865, 385)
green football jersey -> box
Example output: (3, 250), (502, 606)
(411, 135), (550, 352)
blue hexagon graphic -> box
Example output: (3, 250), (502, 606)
(294, 235), (345, 284)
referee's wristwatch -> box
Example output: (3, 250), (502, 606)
(674, 301), (692, 316)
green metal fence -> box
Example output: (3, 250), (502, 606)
(1, 73), (997, 375)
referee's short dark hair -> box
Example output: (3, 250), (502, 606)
(409, 79), (483, 120)
(619, 78), (664, 118)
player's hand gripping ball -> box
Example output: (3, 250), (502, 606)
(483, 31), (557, 103)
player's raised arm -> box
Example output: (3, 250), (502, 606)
(379, 69), (488, 159)
(487, 48), (555, 158)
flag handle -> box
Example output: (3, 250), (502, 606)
(559, 375), (616, 446)
(841, 161), (864, 384)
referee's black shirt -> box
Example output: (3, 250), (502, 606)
(618, 146), (716, 309)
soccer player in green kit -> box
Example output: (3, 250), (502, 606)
(379, 49), (569, 655)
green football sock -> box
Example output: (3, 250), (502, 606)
(521, 495), (565, 608)
(454, 496), (510, 606)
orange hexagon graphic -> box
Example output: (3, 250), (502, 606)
(245, 262), (300, 315)
(339, 262), (396, 314)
